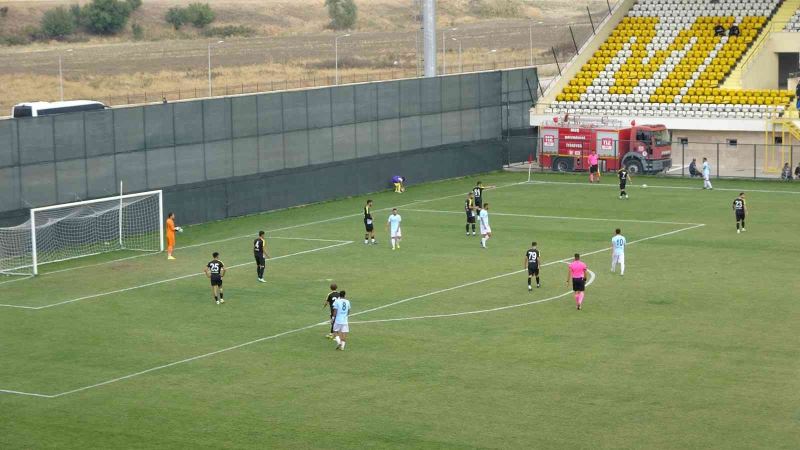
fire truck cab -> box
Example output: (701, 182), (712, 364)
(539, 117), (672, 175)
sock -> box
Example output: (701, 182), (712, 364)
(214, 295), (218, 301)
(334, 336), (341, 345)
(466, 224), (470, 233)
(340, 341), (346, 349)
(736, 222), (739, 230)
(741, 220), (745, 229)
(620, 262), (625, 275)
(219, 292), (224, 300)
(611, 261), (616, 272)
(578, 292), (584, 305)
(472, 224), (476, 232)
(481, 237), (486, 246)
(392, 238), (396, 249)
(528, 277), (532, 287)
(536, 276), (540, 285)
(574, 293), (580, 306)
(330, 323), (334, 333)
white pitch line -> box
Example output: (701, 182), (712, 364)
(1, 241), (353, 310)
(529, 179), (800, 195)
(405, 208), (703, 226)
(26, 182), (525, 278)
(0, 388), (55, 399)
(351, 269), (597, 324)
(0, 221), (702, 398)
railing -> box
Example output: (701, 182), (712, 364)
(738, 20), (791, 75)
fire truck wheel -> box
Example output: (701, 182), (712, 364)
(553, 157), (573, 172)
(624, 159), (644, 175)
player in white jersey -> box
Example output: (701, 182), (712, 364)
(386, 208), (402, 250)
(702, 157), (713, 190)
(332, 290), (351, 350)
(478, 203), (492, 248)
(610, 228), (626, 276)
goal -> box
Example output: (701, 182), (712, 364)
(0, 190), (163, 276)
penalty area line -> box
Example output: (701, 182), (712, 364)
(0, 221), (701, 399)
(0, 241), (353, 311)
(351, 269), (596, 324)
(405, 209), (704, 226)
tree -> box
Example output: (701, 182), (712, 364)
(324, 0), (357, 30)
(80, 0), (132, 35)
(185, 3), (215, 28)
(40, 6), (77, 39)
(165, 7), (187, 30)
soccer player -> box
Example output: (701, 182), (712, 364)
(332, 290), (351, 350)
(323, 283), (339, 339)
(364, 200), (376, 245)
(566, 253), (588, 310)
(165, 212), (182, 260)
(525, 241), (541, 291)
(478, 203), (492, 248)
(618, 167), (631, 199)
(392, 176), (406, 193)
(588, 150), (600, 183)
(471, 181), (496, 209)
(611, 228), (626, 276)
(465, 192), (477, 236)
(204, 251), (225, 305)
(702, 157), (713, 190)
(386, 208), (403, 250)
(253, 230), (269, 282)
(733, 192), (747, 233)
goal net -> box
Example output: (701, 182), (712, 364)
(0, 190), (163, 276)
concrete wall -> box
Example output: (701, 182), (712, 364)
(741, 32), (800, 90)
(0, 67), (537, 225)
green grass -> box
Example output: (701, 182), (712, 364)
(1, 172), (799, 449)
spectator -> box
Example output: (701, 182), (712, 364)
(728, 24), (740, 37)
(714, 24), (726, 36)
(794, 162), (800, 180)
(795, 82), (800, 109)
(781, 163), (792, 181)
(689, 158), (700, 177)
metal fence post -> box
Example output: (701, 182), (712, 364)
(753, 144), (757, 179)
(606, 0), (613, 15)
(551, 47), (562, 76)
(716, 143), (720, 179)
(587, 7), (596, 35)
(569, 25), (579, 54)
(681, 142), (685, 177)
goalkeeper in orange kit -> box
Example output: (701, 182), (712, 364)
(165, 212), (182, 260)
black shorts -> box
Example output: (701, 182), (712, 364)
(572, 278), (585, 292)
(528, 264), (539, 276)
(466, 213), (476, 223)
(210, 276), (223, 287)
(364, 219), (374, 232)
(254, 254), (266, 266)
(475, 199), (482, 208)
(590, 164), (599, 174)
(735, 211), (745, 221)
(619, 181), (627, 190)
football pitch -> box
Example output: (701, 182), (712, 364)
(1, 172), (798, 449)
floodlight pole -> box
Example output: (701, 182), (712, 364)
(335, 33), (351, 85)
(208, 40), (224, 97)
(422, 0), (437, 77)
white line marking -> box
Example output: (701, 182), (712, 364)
(405, 208), (703, 226)
(0, 389), (55, 399)
(352, 269), (596, 324)
(529, 179), (800, 195)
(0, 221), (703, 398)
(0, 275), (34, 286)
(26, 182), (525, 278)
(0, 241), (353, 310)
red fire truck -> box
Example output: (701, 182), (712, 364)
(538, 118), (672, 174)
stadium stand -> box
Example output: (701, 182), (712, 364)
(785, 8), (800, 31)
(547, 0), (797, 119)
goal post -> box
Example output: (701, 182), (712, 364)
(0, 190), (163, 276)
